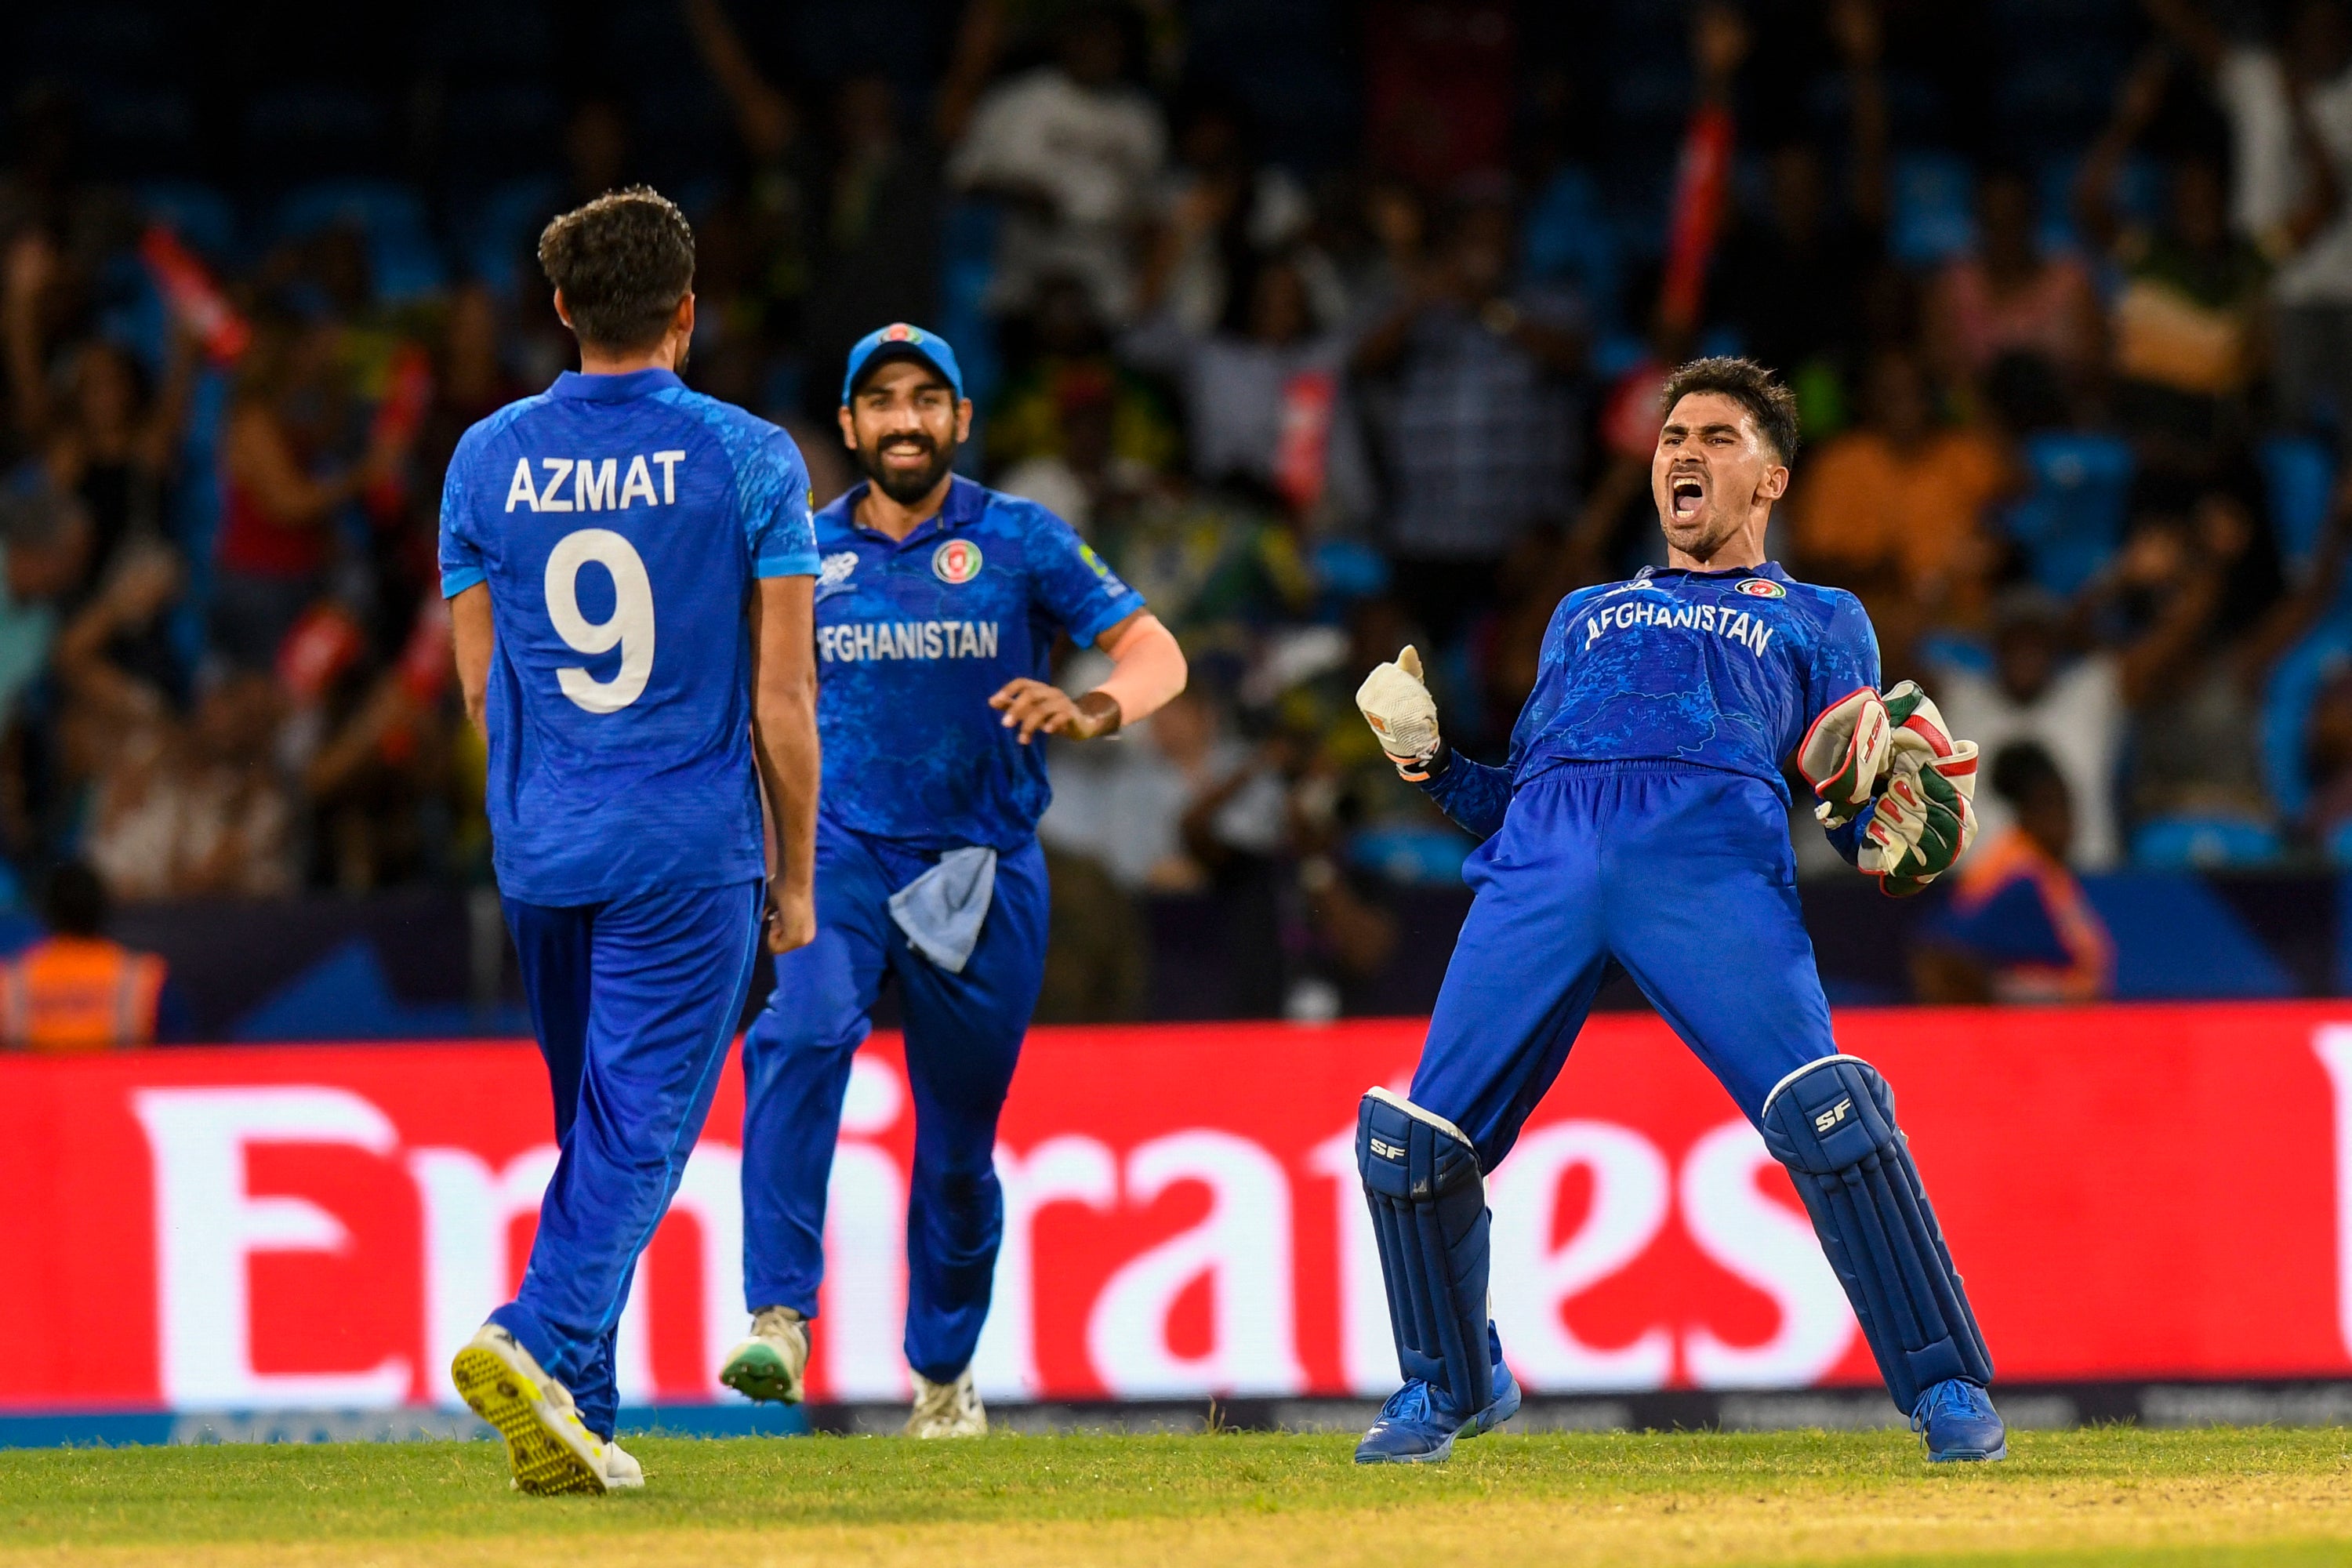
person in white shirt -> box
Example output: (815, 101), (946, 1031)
(947, 6), (1166, 325)
(1933, 590), (2125, 869)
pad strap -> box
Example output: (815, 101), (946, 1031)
(1356, 1088), (1493, 1417)
(1759, 1055), (1994, 1412)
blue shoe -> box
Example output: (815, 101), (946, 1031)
(1354, 1339), (1521, 1465)
(1912, 1377), (2008, 1462)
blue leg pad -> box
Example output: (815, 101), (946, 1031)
(1759, 1055), (1994, 1414)
(1356, 1087), (1492, 1418)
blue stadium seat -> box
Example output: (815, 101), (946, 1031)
(2259, 433), (2337, 576)
(2129, 815), (2285, 869)
(2259, 615), (2352, 822)
(1348, 826), (1471, 887)
(456, 176), (561, 294)
(274, 180), (447, 304)
(1889, 152), (1976, 268)
(1999, 430), (2135, 596)
(134, 182), (238, 263)
(1519, 165), (1619, 331)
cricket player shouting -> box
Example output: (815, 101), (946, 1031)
(1350, 357), (2002, 1465)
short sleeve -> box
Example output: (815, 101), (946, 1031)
(437, 430), (488, 598)
(740, 428), (821, 579)
(1807, 590), (1882, 718)
(1022, 503), (1146, 644)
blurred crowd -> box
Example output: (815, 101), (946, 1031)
(13, 0), (2352, 1016)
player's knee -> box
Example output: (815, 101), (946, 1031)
(1758, 1054), (1899, 1175)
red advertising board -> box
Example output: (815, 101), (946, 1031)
(3, 1003), (2349, 1414)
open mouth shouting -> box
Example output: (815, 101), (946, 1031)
(1669, 470), (1706, 521)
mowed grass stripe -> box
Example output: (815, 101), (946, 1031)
(0, 1428), (2345, 1566)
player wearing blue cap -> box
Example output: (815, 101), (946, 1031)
(1348, 357), (2006, 1466)
(720, 323), (1189, 1435)
(437, 187), (821, 1494)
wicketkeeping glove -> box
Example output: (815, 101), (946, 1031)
(1797, 686), (1893, 827)
(1356, 644), (1442, 779)
(1860, 681), (1980, 893)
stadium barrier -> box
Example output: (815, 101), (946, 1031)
(5, 1004), (2352, 1432)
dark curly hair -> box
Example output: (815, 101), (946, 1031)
(537, 186), (696, 353)
(1659, 355), (1801, 465)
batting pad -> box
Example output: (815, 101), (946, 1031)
(1356, 1087), (1493, 1417)
(1761, 1055), (1994, 1412)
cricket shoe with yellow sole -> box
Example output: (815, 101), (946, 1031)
(905, 1366), (986, 1438)
(717, 1305), (809, 1405)
(451, 1323), (643, 1495)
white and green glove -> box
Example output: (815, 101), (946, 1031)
(1858, 681), (1980, 895)
(1356, 644), (1443, 779)
(1797, 686), (1893, 828)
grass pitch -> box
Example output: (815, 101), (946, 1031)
(1, 1426), (2348, 1567)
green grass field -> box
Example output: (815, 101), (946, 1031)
(2, 1427), (2348, 1567)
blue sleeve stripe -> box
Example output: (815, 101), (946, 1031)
(440, 566), (487, 597)
(757, 550), (822, 579)
(1069, 590), (1148, 646)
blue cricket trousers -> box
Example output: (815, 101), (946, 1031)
(740, 819), (1048, 1385)
(1413, 762), (1839, 1171)
(496, 879), (764, 1439)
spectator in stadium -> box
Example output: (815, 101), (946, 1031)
(2301, 658), (2352, 849)
(0, 481), (91, 729)
(2075, 49), (2280, 473)
(1926, 167), (2106, 400)
(1933, 589), (2125, 869)
(1911, 742), (2115, 1005)
(2147, 0), (2352, 446)
(2096, 478), (2336, 848)
(211, 318), (397, 670)
(947, 3), (1166, 324)
(988, 272), (1176, 511)
(0, 859), (185, 1051)
(1787, 344), (2012, 662)
(1352, 183), (1584, 648)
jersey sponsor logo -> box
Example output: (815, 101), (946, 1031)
(1734, 577), (1786, 599)
(1076, 540), (1130, 597)
(819, 619), (1001, 662)
(1581, 594), (1776, 658)
(815, 551), (860, 602)
(933, 538), (983, 585)
(504, 452), (686, 514)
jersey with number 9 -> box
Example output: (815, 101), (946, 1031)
(438, 368), (819, 904)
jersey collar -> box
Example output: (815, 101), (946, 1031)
(1637, 561), (1790, 584)
(548, 368), (685, 402)
(837, 473), (986, 548)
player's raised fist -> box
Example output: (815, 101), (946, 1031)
(1357, 644), (1442, 775)
(1798, 687), (1892, 827)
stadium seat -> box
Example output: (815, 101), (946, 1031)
(1889, 152), (1976, 268)
(134, 182), (238, 264)
(274, 180), (448, 304)
(2129, 815), (2285, 869)
(1999, 430), (2135, 597)
(1519, 165), (1619, 331)
(456, 176), (561, 294)
(2259, 433), (2337, 577)
(2258, 615), (2352, 823)
(1348, 826), (1471, 887)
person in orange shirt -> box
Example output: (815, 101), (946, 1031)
(1911, 742), (2114, 1005)
(0, 861), (182, 1051)
(1789, 346), (2013, 663)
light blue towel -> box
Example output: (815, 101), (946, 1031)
(887, 846), (998, 974)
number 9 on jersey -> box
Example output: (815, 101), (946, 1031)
(546, 528), (656, 713)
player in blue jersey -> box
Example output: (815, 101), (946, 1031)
(718, 324), (1189, 1435)
(437, 188), (822, 1494)
(1347, 358), (2005, 1465)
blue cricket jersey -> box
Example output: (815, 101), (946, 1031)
(437, 368), (820, 905)
(812, 475), (1145, 851)
(1426, 561), (1881, 838)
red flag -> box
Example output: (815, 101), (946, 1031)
(137, 224), (250, 365)
(1272, 367), (1337, 518)
(1657, 103), (1733, 335)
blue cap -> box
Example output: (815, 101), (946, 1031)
(841, 323), (964, 405)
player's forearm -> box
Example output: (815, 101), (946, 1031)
(449, 583), (494, 739)
(1091, 613), (1186, 731)
(750, 576), (819, 897)
(1416, 746), (1512, 842)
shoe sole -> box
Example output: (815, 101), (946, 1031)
(452, 1345), (607, 1496)
(718, 1341), (804, 1406)
(1355, 1432), (1457, 1465)
(1927, 1439), (2009, 1463)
